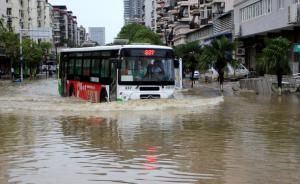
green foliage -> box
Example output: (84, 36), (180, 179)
(257, 37), (290, 75)
(173, 41), (201, 70)
(198, 36), (237, 72)
(0, 31), (20, 66)
(117, 24), (162, 45)
(23, 39), (43, 65)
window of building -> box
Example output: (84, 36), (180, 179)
(294, 0), (300, 4)
(241, 0), (272, 22)
(278, 0), (284, 8)
(7, 8), (12, 16)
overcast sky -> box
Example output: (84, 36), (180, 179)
(49, 0), (124, 44)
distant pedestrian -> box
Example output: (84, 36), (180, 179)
(11, 67), (14, 80)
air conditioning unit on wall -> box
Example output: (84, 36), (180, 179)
(236, 48), (245, 56)
(236, 57), (245, 64)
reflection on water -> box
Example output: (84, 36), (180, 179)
(0, 79), (300, 184)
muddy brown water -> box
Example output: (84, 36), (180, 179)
(0, 79), (299, 184)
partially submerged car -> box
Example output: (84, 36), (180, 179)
(204, 64), (249, 81)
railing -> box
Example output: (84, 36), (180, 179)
(240, 74), (300, 95)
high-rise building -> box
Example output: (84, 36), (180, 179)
(88, 27), (105, 46)
(1, 0), (52, 40)
(124, 0), (144, 25)
(52, 6), (79, 47)
(78, 25), (87, 46)
(143, 0), (156, 32)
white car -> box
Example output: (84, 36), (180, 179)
(204, 64), (249, 81)
(193, 70), (200, 80)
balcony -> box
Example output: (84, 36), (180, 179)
(289, 3), (300, 24)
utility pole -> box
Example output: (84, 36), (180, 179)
(19, 30), (23, 82)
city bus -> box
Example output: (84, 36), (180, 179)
(58, 45), (181, 103)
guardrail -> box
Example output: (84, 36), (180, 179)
(240, 74), (300, 95)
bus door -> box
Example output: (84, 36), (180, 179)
(109, 59), (118, 101)
(61, 55), (68, 97)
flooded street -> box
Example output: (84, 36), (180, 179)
(0, 79), (300, 184)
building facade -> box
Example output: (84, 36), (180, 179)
(124, 0), (144, 24)
(88, 27), (105, 46)
(149, 0), (233, 46)
(52, 6), (79, 47)
(234, 0), (300, 73)
(78, 25), (87, 46)
(1, 0), (52, 40)
(143, 0), (157, 32)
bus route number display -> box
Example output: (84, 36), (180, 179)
(144, 49), (155, 56)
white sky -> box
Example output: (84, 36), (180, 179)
(49, 0), (124, 44)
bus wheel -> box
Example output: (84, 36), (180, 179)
(69, 85), (75, 96)
(100, 89), (108, 103)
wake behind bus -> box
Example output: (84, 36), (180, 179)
(58, 45), (182, 103)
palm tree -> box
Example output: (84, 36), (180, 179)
(173, 41), (201, 88)
(257, 37), (290, 95)
(199, 36), (236, 92)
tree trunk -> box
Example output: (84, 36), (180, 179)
(216, 60), (226, 92)
(219, 70), (225, 92)
(277, 73), (282, 96)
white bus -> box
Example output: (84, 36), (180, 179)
(58, 45), (180, 102)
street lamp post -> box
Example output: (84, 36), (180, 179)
(19, 30), (23, 82)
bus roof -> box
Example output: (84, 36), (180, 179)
(60, 45), (172, 53)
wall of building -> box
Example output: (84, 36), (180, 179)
(144, 0), (156, 31)
(0, 0), (6, 21)
(234, 0), (294, 37)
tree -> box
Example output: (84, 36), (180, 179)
(117, 24), (162, 45)
(22, 39), (43, 79)
(0, 31), (20, 70)
(199, 36), (237, 92)
(257, 37), (290, 95)
(173, 41), (201, 88)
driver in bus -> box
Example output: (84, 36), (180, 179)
(144, 60), (165, 80)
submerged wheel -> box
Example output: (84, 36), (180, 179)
(100, 89), (108, 103)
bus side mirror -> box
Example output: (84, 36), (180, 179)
(174, 59), (179, 69)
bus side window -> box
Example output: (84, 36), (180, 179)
(83, 59), (91, 76)
(101, 59), (110, 78)
(91, 59), (100, 76)
(68, 59), (75, 75)
(75, 58), (82, 76)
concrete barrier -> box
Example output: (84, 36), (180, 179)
(240, 78), (272, 95)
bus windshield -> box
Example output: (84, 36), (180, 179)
(119, 57), (175, 83)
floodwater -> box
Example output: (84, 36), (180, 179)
(0, 79), (299, 184)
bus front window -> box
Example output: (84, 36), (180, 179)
(120, 57), (175, 82)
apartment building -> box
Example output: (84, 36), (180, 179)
(124, 0), (144, 25)
(52, 6), (79, 47)
(1, 0), (52, 37)
(78, 25), (87, 46)
(234, 0), (300, 73)
(143, 0), (157, 31)
(165, 0), (233, 46)
(0, 0), (7, 24)
(88, 27), (105, 46)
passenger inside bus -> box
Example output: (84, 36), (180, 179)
(144, 60), (165, 80)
